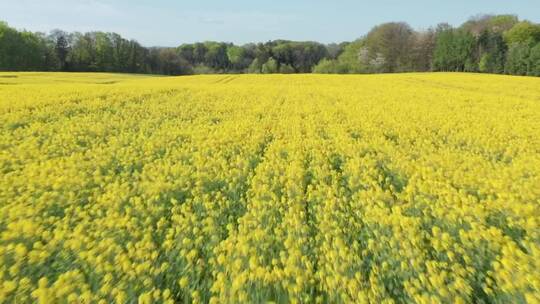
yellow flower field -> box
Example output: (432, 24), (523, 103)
(0, 72), (539, 303)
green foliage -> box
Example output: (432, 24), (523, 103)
(2, 15), (540, 77)
(271, 41), (327, 73)
(261, 58), (278, 74)
(153, 48), (192, 75)
(0, 22), (49, 71)
(505, 43), (530, 75)
(325, 42), (347, 59)
(227, 46), (250, 71)
(247, 58), (262, 74)
(330, 39), (369, 73)
(410, 30), (436, 71)
(177, 44), (194, 62)
(477, 31), (506, 73)
(192, 64), (214, 74)
(53, 32), (69, 70)
(312, 59), (339, 73)
(64, 32), (149, 73)
(503, 21), (540, 45)
(489, 15), (519, 32)
(204, 42), (230, 70)
(462, 14), (518, 35)
(479, 54), (490, 73)
(279, 64), (295, 74)
(95, 32), (114, 71)
(529, 43), (540, 76)
(433, 28), (476, 72)
(364, 22), (414, 72)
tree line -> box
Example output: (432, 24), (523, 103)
(1, 14), (540, 76)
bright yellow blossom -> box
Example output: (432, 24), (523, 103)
(0, 72), (539, 303)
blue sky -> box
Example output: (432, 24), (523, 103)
(1, 0), (539, 46)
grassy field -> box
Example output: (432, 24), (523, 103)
(1, 72), (539, 303)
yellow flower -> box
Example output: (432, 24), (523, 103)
(2, 281), (17, 294)
(1, 72), (539, 303)
(179, 277), (189, 288)
(138, 292), (152, 304)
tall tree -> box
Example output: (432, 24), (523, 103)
(505, 43), (530, 75)
(529, 43), (540, 76)
(261, 57), (278, 74)
(433, 28), (476, 71)
(51, 30), (70, 70)
(227, 45), (252, 71)
(477, 30), (506, 73)
(504, 21), (540, 45)
(462, 14), (518, 35)
(0, 22), (48, 71)
(95, 32), (114, 71)
(364, 22), (414, 72)
(203, 42), (229, 70)
(410, 29), (437, 71)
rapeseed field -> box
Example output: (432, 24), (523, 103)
(0, 72), (539, 303)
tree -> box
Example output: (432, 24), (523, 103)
(271, 41), (328, 73)
(477, 30), (506, 73)
(178, 44), (195, 63)
(505, 43), (530, 75)
(279, 64), (295, 74)
(51, 30), (70, 70)
(1, 22), (21, 70)
(110, 33), (131, 72)
(0, 22), (49, 71)
(156, 48), (192, 75)
(193, 43), (207, 64)
(3, 16), (540, 77)
(261, 58), (278, 74)
(410, 29), (436, 71)
(203, 42), (229, 70)
(364, 22), (414, 72)
(504, 21), (540, 45)
(433, 28), (455, 71)
(313, 59), (338, 73)
(252, 43), (272, 65)
(433, 28), (476, 71)
(322, 39), (369, 73)
(272, 42), (294, 70)
(325, 42), (348, 59)
(126, 40), (147, 73)
(227, 45), (252, 71)
(478, 54), (490, 73)
(95, 32), (114, 71)
(36, 32), (60, 71)
(247, 58), (262, 73)
(529, 43), (540, 76)
(68, 32), (95, 71)
(462, 14), (518, 35)
(489, 15), (519, 33)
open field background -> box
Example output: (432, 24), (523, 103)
(1, 73), (540, 303)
